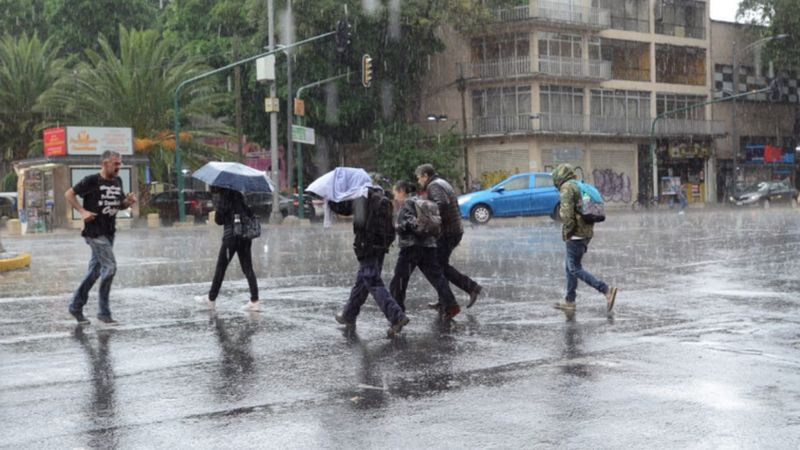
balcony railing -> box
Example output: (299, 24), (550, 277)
(538, 57), (611, 80)
(459, 57), (610, 81)
(494, 2), (611, 29)
(469, 114), (726, 137)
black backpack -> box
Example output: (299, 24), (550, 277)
(364, 187), (395, 250)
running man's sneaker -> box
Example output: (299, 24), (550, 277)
(467, 285), (483, 308)
(96, 315), (119, 326)
(441, 304), (461, 321)
(69, 308), (91, 325)
(387, 316), (410, 338)
(426, 301), (441, 310)
(243, 300), (260, 312)
(335, 312), (355, 327)
(194, 295), (215, 310)
(553, 301), (576, 311)
(605, 287), (618, 312)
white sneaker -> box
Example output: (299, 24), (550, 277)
(243, 300), (261, 312)
(194, 295), (215, 310)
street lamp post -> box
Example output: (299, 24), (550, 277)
(731, 34), (788, 197)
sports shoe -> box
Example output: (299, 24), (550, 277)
(335, 312), (355, 327)
(243, 300), (260, 312)
(96, 315), (119, 326)
(69, 308), (91, 325)
(427, 301), (441, 310)
(440, 304), (461, 321)
(194, 295), (215, 310)
(605, 287), (618, 312)
(553, 301), (576, 311)
(387, 316), (410, 338)
(467, 285), (483, 308)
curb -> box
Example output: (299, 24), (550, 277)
(0, 252), (31, 272)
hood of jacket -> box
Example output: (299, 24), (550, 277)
(551, 164), (577, 189)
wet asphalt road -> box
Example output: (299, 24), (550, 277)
(2, 208), (800, 448)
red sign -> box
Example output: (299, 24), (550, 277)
(43, 127), (66, 157)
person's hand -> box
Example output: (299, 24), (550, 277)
(125, 192), (137, 206)
(81, 209), (97, 222)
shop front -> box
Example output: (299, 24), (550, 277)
(656, 139), (712, 204)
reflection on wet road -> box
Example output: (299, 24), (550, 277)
(2, 209), (799, 447)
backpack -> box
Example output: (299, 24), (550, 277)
(412, 198), (441, 237)
(364, 188), (396, 250)
(571, 180), (605, 223)
(234, 193), (261, 239)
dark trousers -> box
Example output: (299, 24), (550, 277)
(437, 233), (478, 296)
(71, 235), (116, 318)
(390, 246), (457, 311)
(565, 239), (608, 302)
(342, 254), (405, 324)
(209, 237), (259, 301)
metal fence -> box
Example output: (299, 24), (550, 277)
(494, 2), (611, 29)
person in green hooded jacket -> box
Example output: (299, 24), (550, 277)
(551, 163), (617, 313)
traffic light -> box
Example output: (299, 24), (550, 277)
(769, 76), (786, 102)
(335, 19), (352, 54)
(361, 54), (373, 88)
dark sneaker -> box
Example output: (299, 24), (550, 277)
(441, 304), (461, 321)
(427, 301), (441, 310)
(69, 308), (90, 325)
(387, 316), (410, 338)
(335, 312), (355, 327)
(553, 301), (576, 311)
(467, 285), (483, 308)
(605, 287), (618, 312)
(97, 315), (119, 326)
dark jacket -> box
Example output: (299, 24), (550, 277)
(395, 197), (437, 248)
(424, 175), (463, 237)
(213, 189), (253, 240)
(551, 164), (594, 241)
(351, 187), (394, 260)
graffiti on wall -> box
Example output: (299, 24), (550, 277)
(592, 169), (632, 203)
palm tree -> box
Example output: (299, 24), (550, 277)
(40, 26), (232, 182)
(0, 33), (67, 172)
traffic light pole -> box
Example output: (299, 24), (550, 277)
(172, 30), (335, 222)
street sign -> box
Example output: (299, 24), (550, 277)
(292, 125), (315, 145)
(264, 97), (280, 113)
(294, 98), (305, 117)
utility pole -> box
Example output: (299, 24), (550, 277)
(457, 73), (470, 191)
(732, 40), (739, 197)
(234, 36), (244, 162)
(286, 0), (294, 193)
(268, 0), (282, 224)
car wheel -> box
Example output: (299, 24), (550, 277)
(469, 204), (492, 225)
(763, 199), (770, 209)
(550, 203), (561, 221)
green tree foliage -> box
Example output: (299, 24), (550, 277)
(0, 33), (67, 163)
(738, 0), (800, 68)
(0, 0), (46, 37)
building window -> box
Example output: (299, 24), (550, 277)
(591, 89), (650, 118)
(598, 0), (650, 33)
(472, 33), (530, 63)
(656, 93), (706, 120)
(540, 85), (584, 115)
(655, 45), (706, 85)
(601, 39), (650, 81)
(538, 32), (582, 60)
(655, 0), (706, 39)
(472, 85), (532, 121)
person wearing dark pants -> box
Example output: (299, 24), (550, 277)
(551, 163), (617, 313)
(389, 180), (458, 315)
(196, 187), (260, 311)
(65, 150), (136, 326)
(415, 164), (482, 317)
(334, 187), (410, 337)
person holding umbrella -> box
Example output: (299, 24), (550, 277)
(192, 162), (271, 312)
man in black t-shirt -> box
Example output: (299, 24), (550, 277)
(65, 150), (136, 325)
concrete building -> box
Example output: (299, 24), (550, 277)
(709, 20), (798, 202)
(420, 0), (723, 205)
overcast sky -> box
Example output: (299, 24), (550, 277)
(710, 0), (741, 23)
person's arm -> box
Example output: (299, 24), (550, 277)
(122, 192), (137, 209)
(426, 182), (448, 211)
(396, 201), (417, 233)
(65, 188), (96, 222)
(559, 183), (577, 238)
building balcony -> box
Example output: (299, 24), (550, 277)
(458, 57), (611, 83)
(469, 113), (726, 138)
(494, 1), (611, 30)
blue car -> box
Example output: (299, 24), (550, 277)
(457, 172), (560, 224)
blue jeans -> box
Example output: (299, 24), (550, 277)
(71, 236), (117, 318)
(565, 239), (607, 302)
(342, 254), (406, 324)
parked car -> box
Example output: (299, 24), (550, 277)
(149, 190), (214, 224)
(0, 192), (18, 219)
(729, 180), (799, 208)
(458, 172), (560, 224)
(244, 193), (315, 222)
